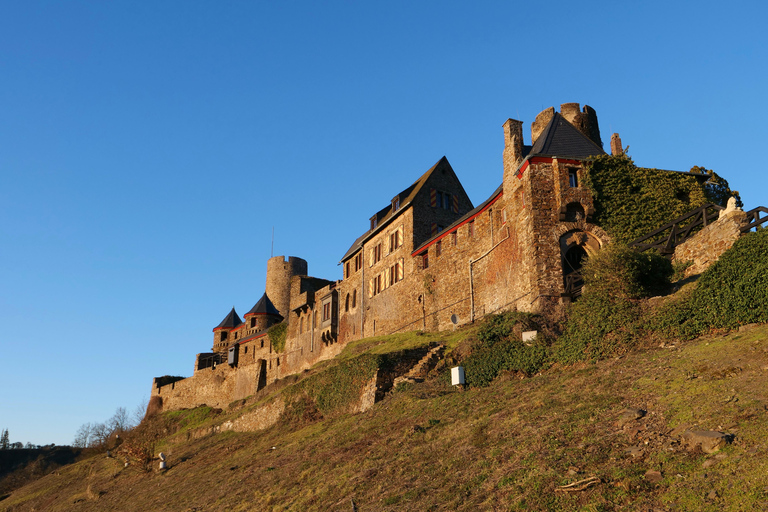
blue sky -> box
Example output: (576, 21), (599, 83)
(2, 1), (767, 446)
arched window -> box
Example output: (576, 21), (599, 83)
(345, 293), (350, 312)
(352, 289), (357, 308)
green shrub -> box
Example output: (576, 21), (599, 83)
(552, 292), (639, 364)
(659, 230), (768, 337)
(553, 244), (672, 363)
(582, 245), (673, 299)
(463, 312), (550, 387)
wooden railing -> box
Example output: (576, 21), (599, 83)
(742, 206), (768, 232)
(628, 203), (724, 256)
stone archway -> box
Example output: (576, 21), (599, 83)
(559, 230), (601, 298)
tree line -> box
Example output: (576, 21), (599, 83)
(72, 402), (147, 449)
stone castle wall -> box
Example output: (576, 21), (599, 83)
(151, 103), (739, 417)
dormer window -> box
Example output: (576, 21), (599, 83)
(392, 197), (400, 212)
(371, 217), (378, 230)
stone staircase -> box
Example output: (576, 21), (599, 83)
(392, 344), (445, 388)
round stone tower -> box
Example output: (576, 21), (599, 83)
(265, 256), (307, 319)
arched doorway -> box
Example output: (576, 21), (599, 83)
(560, 230), (601, 299)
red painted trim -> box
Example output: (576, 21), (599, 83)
(236, 331), (268, 345)
(243, 312), (276, 318)
(212, 323), (243, 333)
(411, 190), (504, 257)
(516, 157), (584, 178)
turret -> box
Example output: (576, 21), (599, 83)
(212, 307), (242, 352)
(265, 256), (307, 319)
(243, 292), (283, 332)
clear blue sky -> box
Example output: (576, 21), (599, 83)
(2, 1), (766, 446)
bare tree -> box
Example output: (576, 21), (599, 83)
(91, 422), (110, 447)
(132, 397), (149, 426)
(108, 407), (131, 434)
(73, 422), (93, 448)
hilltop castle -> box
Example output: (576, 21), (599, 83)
(148, 103), (699, 412)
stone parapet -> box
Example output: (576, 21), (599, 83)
(673, 210), (747, 276)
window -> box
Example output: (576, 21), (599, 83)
(300, 317), (303, 333)
(323, 302), (331, 321)
(244, 346), (248, 354)
(422, 253), (429, 269)
(220, 331), (228, 341)
(442, 192), (451, 210)
(389, 228), (402, 253)
(261, 340), (264, 348)
(354, 253), (362, 272)
(436, 240), (442, 257)
(345, 261), (351, 278)
(569, 168), (579, 188)
(392, 197), (400, 211)
(388, 259), (403, 285)
(468, 220), (475, 238)
(250, 318), (256, 328)
(371, 217), (378, 230)
(370, 243), (382, 266)
(370, 274), (383, 297)
(452, 232), (457, 246)
(352, 289), (357, 308)
(345, 293), (350, 312)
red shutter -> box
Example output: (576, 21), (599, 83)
(453, 195), (459, 213)
(430, 188), (437, 207)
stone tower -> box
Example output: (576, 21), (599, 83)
(265, 256), (308, 319)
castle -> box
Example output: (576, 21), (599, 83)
(149, 103), (708, 413)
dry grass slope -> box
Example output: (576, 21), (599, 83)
(3, 322), (768, 511)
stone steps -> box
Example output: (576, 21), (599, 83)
(393, 344), (445, 388)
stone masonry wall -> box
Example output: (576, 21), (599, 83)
(673, 210), (747, 277)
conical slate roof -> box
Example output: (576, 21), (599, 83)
(245, 292), (282, 317)
(214, 307), (242, 331)
(529, 113), (605, 160)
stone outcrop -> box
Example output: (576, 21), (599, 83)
(681, 430), (732, 454)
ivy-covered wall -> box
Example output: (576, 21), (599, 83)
(583, 155), (740, 245)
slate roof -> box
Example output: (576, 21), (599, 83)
(528, 113), (605, 160)
(245, 292), (282, 317)
(412, 184), (503, 255)
(214, 307), (242, 331)
(235, 329), (269, 346)
(340, 156), (457, 263)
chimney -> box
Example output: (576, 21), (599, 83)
(610, 133), (623, 156)
(503, 118), (524, 174)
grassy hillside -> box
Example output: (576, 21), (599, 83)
(3, 322), (768, 511)
(5, 232), (767, 511)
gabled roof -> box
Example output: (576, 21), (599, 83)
(213, 307), (242, 331)
(412, 184), (503, 255)
(244, 292), (282, 318)
(529, 113), (605, 160)
(340, 156), (461, 263)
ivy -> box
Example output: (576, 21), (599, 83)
(583, 155), (740, 245)
(268, 322), (287, 353)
